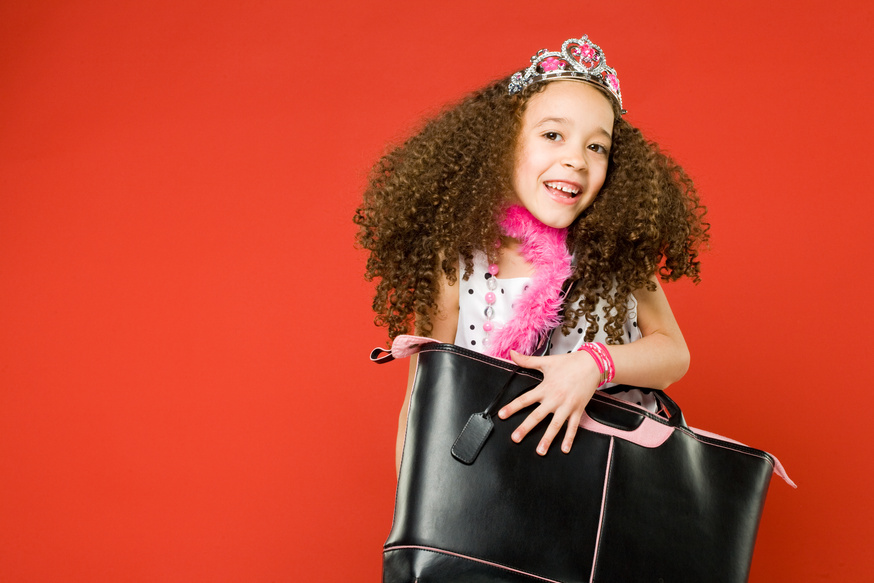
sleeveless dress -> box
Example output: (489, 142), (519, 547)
(454, 252), (657, 411)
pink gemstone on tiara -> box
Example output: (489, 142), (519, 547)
(606, 74), (619, 91)
(540, 57), (565, 72)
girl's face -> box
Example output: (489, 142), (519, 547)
(512, 81), (615, 229)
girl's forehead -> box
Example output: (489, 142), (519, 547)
(524, 81), (615, 124)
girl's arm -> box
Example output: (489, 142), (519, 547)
(396, 273), (459, 477)
(497, 276), (689, 457)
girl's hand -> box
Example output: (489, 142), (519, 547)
(497, 349), (601, 455)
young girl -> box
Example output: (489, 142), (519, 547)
(355, 36), (708, 475)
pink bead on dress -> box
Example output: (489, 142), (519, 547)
(482, 263), (500, 347)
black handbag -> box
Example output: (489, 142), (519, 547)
(371, 337), (793, 583)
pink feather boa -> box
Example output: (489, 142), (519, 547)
(485, 206), (573, 359)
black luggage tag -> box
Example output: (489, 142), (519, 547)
(451, 366), (519, 465)
(451, 413), (494, 464)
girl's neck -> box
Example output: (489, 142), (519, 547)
(496, 239), (536, 279)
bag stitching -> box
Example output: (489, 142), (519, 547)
(677, 428), (776, 468)
(589, 435), (614, 583)
(383, 545), (563, 583)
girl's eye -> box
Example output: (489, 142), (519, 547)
(543, 131), (562, 141)
(588, 143), (609, 155)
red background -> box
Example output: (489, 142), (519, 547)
(1, 1), (872, 581)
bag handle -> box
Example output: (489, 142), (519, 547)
(369, 335), (440, 364)
(579, 391), (677, 448)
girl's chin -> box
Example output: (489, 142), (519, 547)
(528, 206), (580, 229)
(506, 194), (588, 229)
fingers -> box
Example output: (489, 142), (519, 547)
(510, 350), (542, 370)
(561, 410), (582, 454)
(507, 403), (548, 444)
(498, 351), (546, 420)
(497, 387), (540, 421)
(534, 411), (568, 456)
(507, 404), (572, 456)
(500, 394), (586, 456)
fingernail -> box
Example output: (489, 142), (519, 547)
(498, 408), (506, 419)
(562, 444), (570, 453)
(512, 431), (520, 442)
(537, 444), (546, 455)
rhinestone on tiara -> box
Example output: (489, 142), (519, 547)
(508, 36), (625, 114)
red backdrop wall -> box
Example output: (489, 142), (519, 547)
(1, 1), (872, 581)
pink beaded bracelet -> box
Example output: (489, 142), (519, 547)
(577, 344), (607, 387)
(590, 342), (615, 384)
(577, 342), (615, 388)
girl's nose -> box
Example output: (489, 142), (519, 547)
(562, 151), (587, 171)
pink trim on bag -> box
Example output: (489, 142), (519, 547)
(579, 410), (674, 448)
(689, 426), (796, 488)
(589, 436), (614, 583)
(384, 545), (563, 583)
(390, 335), (440, 359)
(769, 456), (795, 487)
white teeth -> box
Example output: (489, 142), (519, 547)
(545, 182), (580, 196)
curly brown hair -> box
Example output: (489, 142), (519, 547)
(354, 77), (709, 344)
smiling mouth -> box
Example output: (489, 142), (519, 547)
(544, 181), (581, 199)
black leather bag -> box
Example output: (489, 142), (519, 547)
(371, 337), (793, 583)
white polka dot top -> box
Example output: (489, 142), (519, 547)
(454, 251), (657, 411)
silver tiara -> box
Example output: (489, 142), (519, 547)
(508, 36), (624, 114)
